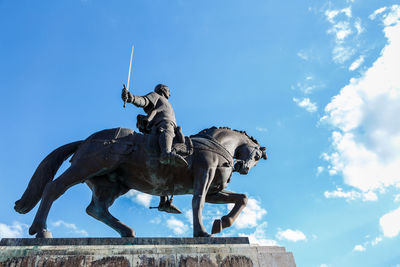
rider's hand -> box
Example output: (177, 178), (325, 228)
(121, 86), (133, 103)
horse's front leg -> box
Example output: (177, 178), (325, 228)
(192, 167), (216, 237)
(206, 190), (248, 234)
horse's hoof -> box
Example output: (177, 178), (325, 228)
(211, 219), (222, 234)
(194, 231), (212, 237)
(28, 225), (39, 235)
(121, 229), (136, 238)
(35, 230), (53, 238)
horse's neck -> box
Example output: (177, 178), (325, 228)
(211, 130), (248, 156)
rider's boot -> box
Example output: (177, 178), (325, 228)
(157, 196), (182, 214)
(159, 132), (188, 167)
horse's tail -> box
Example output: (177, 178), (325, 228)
(14, 140), (84, 214)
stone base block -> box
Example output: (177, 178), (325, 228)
(0, 238), (296, 267)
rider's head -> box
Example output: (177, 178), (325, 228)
(154, 84), (170, 99)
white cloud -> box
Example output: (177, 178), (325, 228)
(380, 207), (400, 238)
(124, 189), (153, 207)
(324, 6), (368, 65)
(256, 126), (268, 132)
(292, 76), (322, 95)
(371, 236), (383, 246)
(383, 5), (400, 26)
(166, 217), (189, 235)
(349, 55), (365, 71)
(229, 197), (267, 229)
(354, 18), (364, 35)
(353, 244), (366, 252)
(362, 191), (379, 201)
(355, 235), (383, 251)
(184, 209), (193, 225)
(325, 7), (351, 24)
(342, 7), (352, 18)
(370, 5), (400, 26)
(332, 45), (355, 63)
(322, 7), (400, 192)
(276, 229), (307, 242)
(297, 51), (309, 60)
(328, 21), (352, 41)
(325, 9), (340, 23)
(394, 194), (400, 202)
(316, 166), (324, 176)
(50, 220), (88, 237)
(293, 97), (317, 112)
(0, 222), (27, 238)
(324, 188), (378, 201)
(150, 216), (161, 224)
(369, 7), (388, 20)
(239, 222), (277, 246)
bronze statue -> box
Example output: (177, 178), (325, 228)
(15, 123), (267, 238)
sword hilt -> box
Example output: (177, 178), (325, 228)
(123, 84), (127, 108)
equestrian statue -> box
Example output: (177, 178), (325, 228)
(14, 84), (267, 238)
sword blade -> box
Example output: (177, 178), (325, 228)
(126, 45), (134, 91)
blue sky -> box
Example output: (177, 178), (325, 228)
(1, 1), (400, 266)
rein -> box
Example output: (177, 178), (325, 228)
(191, 134), (234, 167)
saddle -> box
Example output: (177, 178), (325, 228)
(103, 127), (194, 160)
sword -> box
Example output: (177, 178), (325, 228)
(123, 45), (134, 108)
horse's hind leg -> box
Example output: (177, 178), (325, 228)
(29, 165), (96, 238)
(86, 177), (134, 237)
(206, 190), (248, 235)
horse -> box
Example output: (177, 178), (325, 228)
(14, 126), (267, 238)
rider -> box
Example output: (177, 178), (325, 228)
(121, 83), (186, 213)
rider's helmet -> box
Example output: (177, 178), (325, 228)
(154, 84), (170, 99)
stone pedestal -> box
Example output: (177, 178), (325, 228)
(0, 237), (296, 267)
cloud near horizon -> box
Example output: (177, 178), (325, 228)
(0, 221), (27, 238)
(50, 220), (88, 237)
(166, 217), (189, 235)
(276, 229), (307, 242)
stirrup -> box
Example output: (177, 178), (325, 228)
(149, 196), (182, 214)
(158, 202), (182, 214)
(159, 153), (188, 167)
(171, 153), (188, 167)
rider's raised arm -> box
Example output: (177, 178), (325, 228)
(122, 88), (150, 108)
(131, 95), (149, 108)
(121, 89), (159, 109)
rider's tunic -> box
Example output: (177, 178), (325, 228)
(143, 92), (177, 137)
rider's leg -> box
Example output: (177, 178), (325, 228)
(158, 127), (174, 160)
(158, 123), (188, 167)
(157, 195), (181, 214)
(159, 196), (167, 205)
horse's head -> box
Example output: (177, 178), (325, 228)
(193, 126), (268, 175)
(234, 144), (267, 175)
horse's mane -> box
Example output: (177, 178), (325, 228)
(193, 126), (260, 146)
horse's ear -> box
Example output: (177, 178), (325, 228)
(262, 152), (267, 160)
(259, 147), (267, 160)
